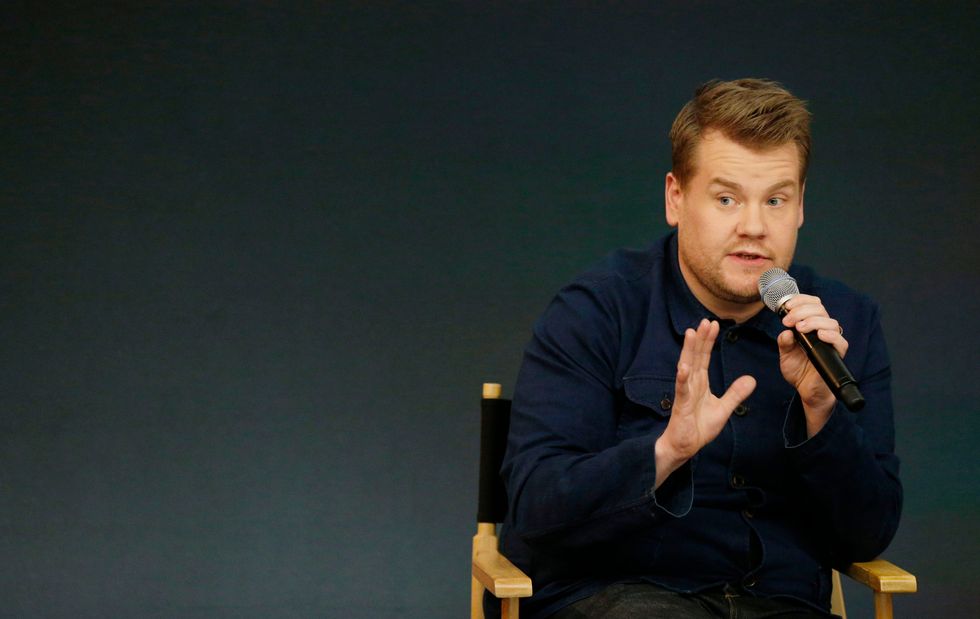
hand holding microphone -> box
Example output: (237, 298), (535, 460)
(758, 269), (865, 415)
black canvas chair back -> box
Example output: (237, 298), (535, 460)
(477, 394), (511, 525)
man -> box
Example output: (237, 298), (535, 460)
(494, 79), (901, 619)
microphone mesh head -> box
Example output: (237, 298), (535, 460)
(758, 268), (799, 312)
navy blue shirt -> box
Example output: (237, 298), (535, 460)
(495, 232), (901, 618)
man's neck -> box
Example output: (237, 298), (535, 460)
(708, 299), (765, 325)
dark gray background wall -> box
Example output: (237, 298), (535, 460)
(2, 3), (977, 618)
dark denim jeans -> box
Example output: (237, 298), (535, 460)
(550, 583), (838, 619)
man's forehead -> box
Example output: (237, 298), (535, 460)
(696, 129), (799, 158)
(707, 177), (798, 192)
(692, 130), (802, 183)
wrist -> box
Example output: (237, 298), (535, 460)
(801, 399), (835, 438)
(654, 435), (688, 489)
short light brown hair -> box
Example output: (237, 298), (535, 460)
(670, 78), (811, 186)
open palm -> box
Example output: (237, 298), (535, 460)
(658, 320), (756, 466)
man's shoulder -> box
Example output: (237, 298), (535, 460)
(569, 237), (669, 295)
(530, 237), (671, 380)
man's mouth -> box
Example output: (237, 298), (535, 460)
(728, 251), (769, 263)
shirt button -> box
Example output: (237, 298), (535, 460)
(725, 330), (739, 343)
(743, 576), (757, 588)
(734, 404), (749, 417)
(742, 509), (755, 519)
(731, 474), (746, 489)
(660, 397), (672, 411)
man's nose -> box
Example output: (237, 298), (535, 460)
(736, 203), (766, 237)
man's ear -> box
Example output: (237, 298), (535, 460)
(797, 181), (806, 228)
(665, 172), (683, 227)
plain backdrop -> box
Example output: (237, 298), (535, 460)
(2, 3), (978, 618)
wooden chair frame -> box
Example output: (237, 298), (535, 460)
(831, 561), (917, 619)
(472, 520), (533, 619)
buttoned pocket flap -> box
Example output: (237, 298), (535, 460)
(623, 376), (676, 418)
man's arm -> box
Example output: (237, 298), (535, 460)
(502, 282), (753, 551)
(780, 296), (902, 563)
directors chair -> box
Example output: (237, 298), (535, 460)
(471, 383), (916, 619)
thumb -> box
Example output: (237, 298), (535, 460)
(777, 329), (797, 356)
(718, 375), (756, 413)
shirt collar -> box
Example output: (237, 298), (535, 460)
(664, 232), (784, 341)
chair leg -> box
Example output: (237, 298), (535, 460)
(471, 575), (485, 619)
(830, 569), (847, 619)
(501, 598), (519, 619)
(873, 591), (893, 619)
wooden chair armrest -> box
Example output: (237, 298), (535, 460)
(844, 559), (917, 593)
(473, 547), (533, 599)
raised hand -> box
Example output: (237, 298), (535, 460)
(654, 319), (756, 489)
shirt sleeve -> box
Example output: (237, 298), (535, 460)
(501, 279), (691, 553)
(782, 301), (902, 564)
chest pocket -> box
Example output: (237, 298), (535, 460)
(618, 376), (675, 440)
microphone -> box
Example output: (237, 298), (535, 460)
(758, 268), (865, 412)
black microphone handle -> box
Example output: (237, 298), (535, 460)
(777, 305), (866, 412)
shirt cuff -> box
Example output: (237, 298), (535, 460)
(783, 395), (856, 457)
(649, 447), (695, 518)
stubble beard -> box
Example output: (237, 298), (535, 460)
(680, 245), (763, 307)
(703, 266), (761, 305)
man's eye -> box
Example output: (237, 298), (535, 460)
(768, 197), (784, 207)
(719, 196), (735, 207)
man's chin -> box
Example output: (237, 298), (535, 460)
(722, 292), (762, 305)
(717, 281), (763, 305)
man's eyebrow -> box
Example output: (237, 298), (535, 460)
(765, 179), (798, 193)
(708, 177), (742, 190)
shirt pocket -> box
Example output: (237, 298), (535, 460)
(617, 376), (675, 441)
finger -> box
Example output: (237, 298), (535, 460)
(782, 303), (828, 322)
(695, 320), (718, 371)
(777, 329), (797, 355)
(781, 294), (827, 324)
(792, 315), (840, 336)
(815, 328), (849, 358)
(690, 319), (710, 372)
(678, 327), (697, 373)
(782, 304), (830, 328)
(704, 320), (720, 367)
(718, 375), (757, 413)
(675, 362), (691, 396)
(781, 294), (822, 310)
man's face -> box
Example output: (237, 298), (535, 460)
(665, 130), (805, 320)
